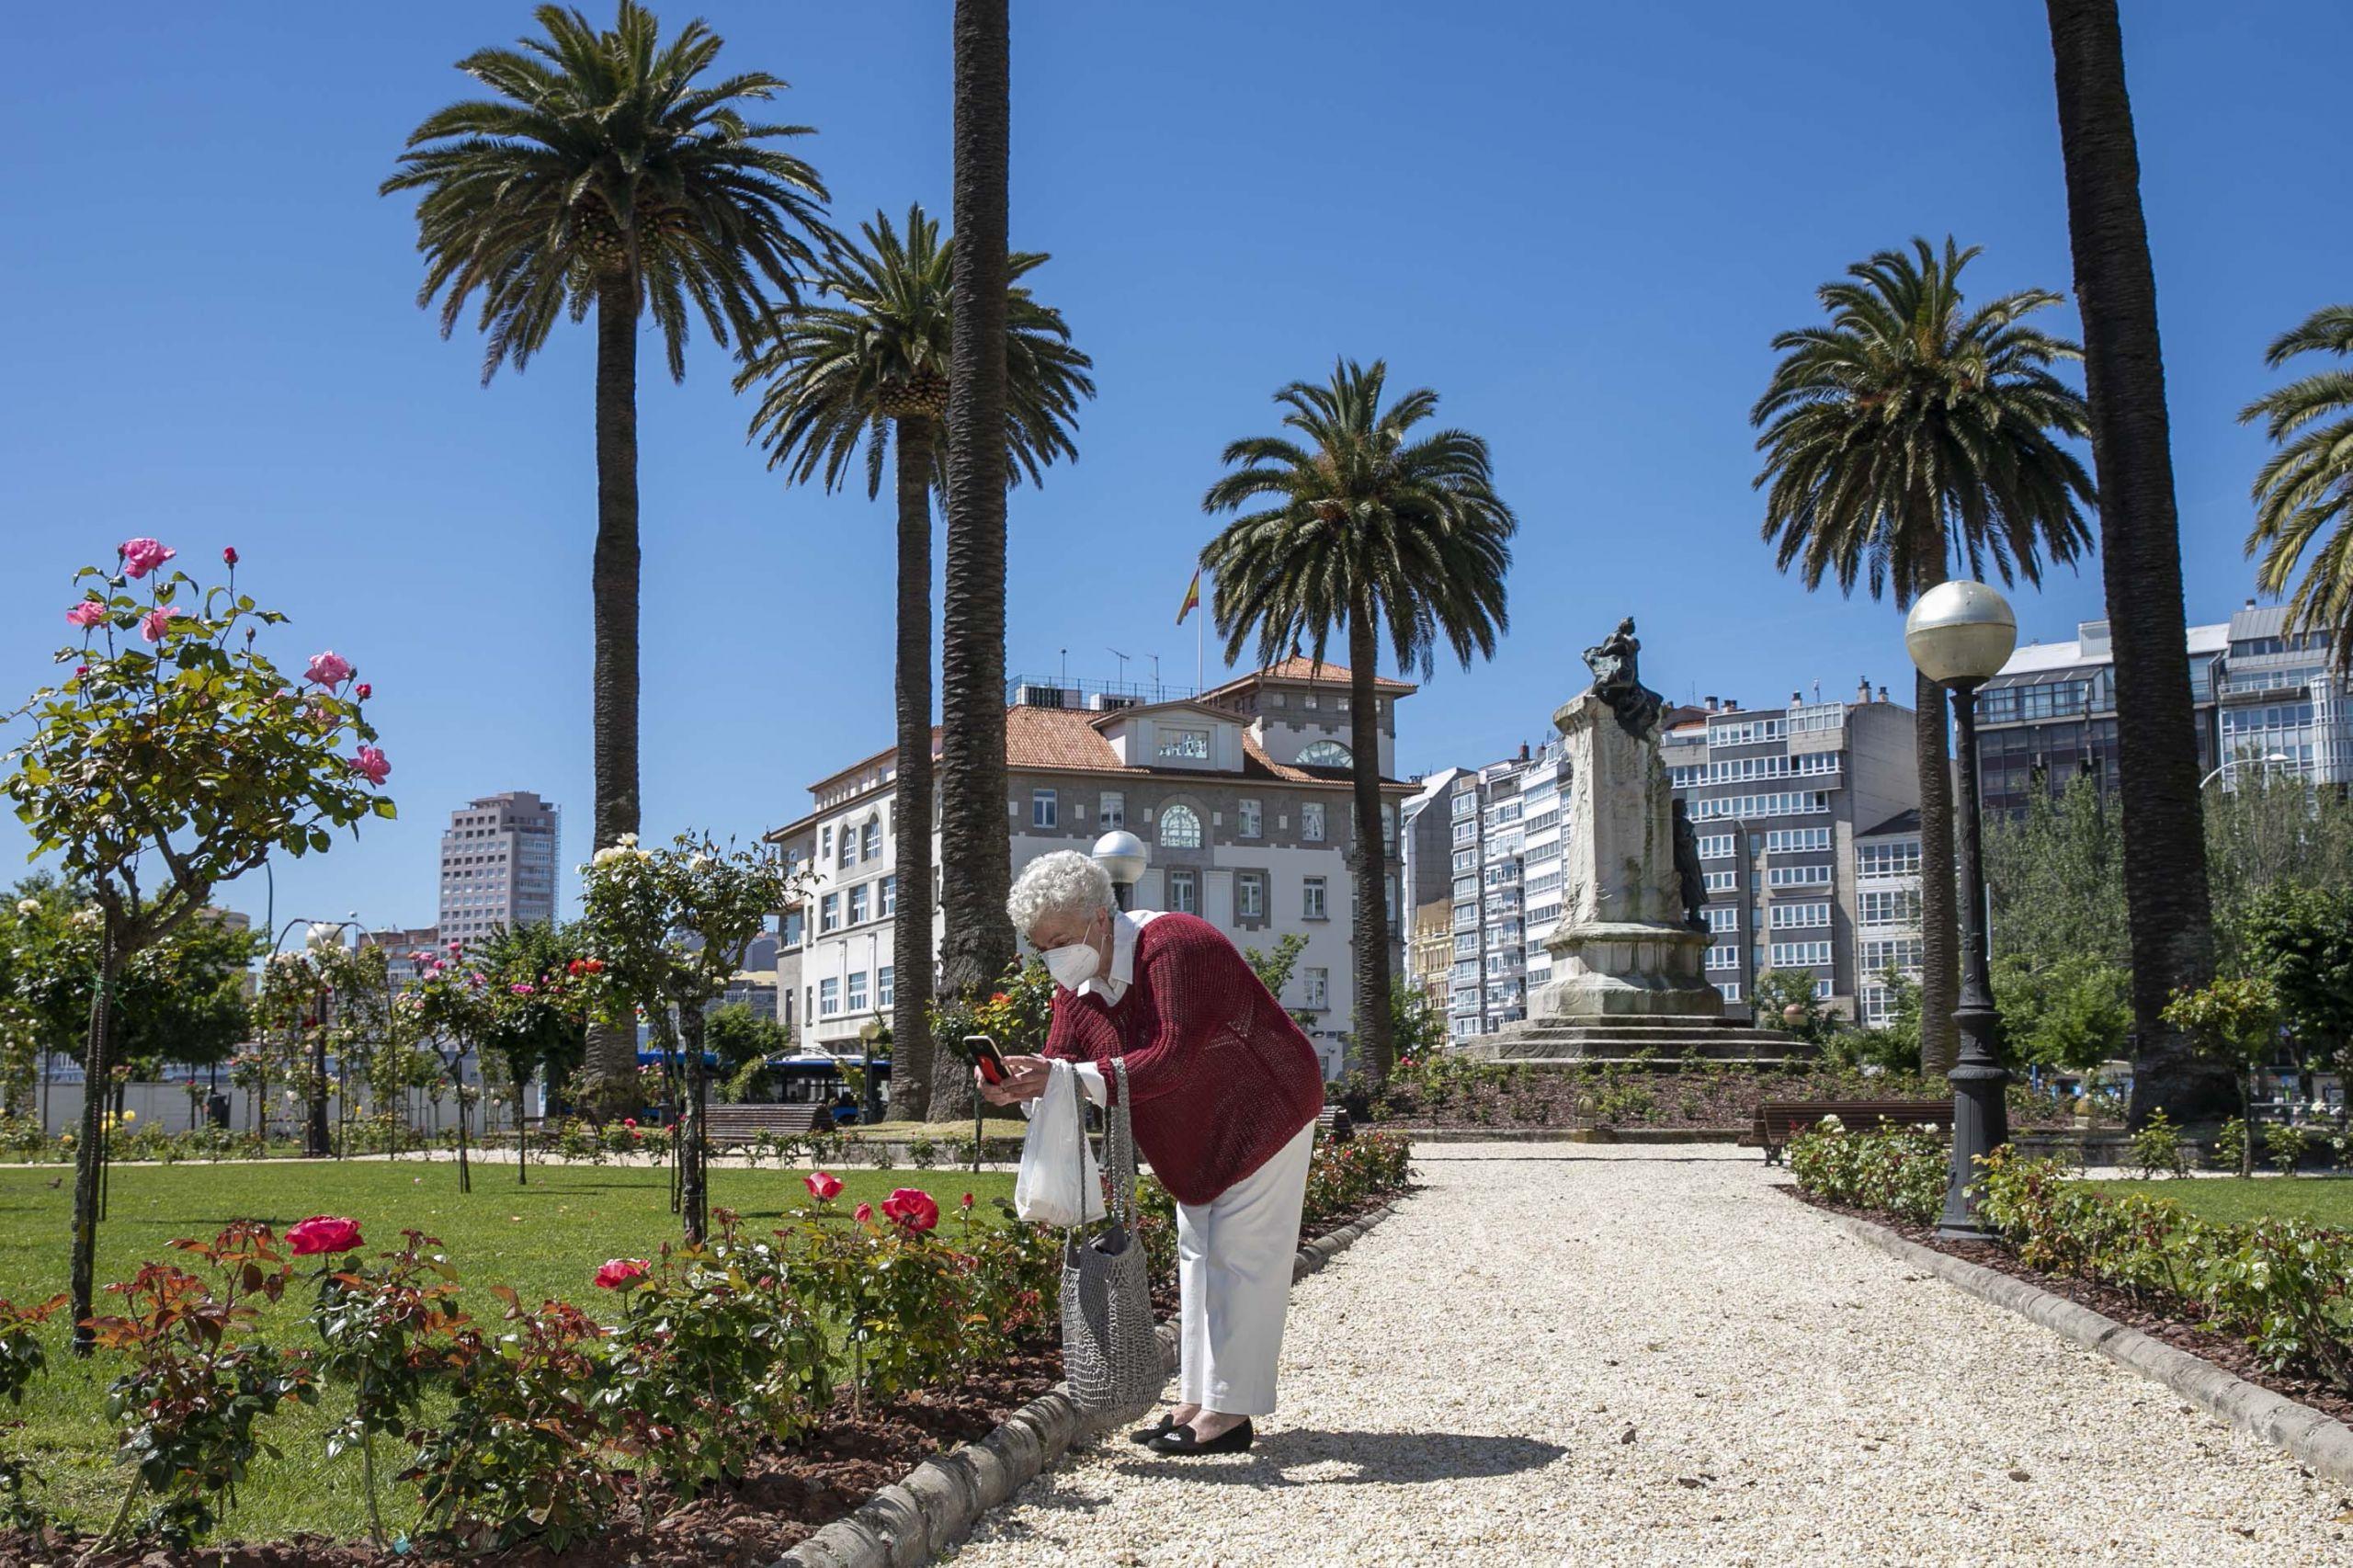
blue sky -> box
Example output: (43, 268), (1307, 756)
(3, 1), (2345, 937)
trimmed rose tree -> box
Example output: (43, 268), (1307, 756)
(578, 833), (800, 1241)
(2, 542), (392, 1352)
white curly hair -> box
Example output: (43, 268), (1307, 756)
(1006, 850), (1114, 939)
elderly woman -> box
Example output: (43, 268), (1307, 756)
(981, 850), (1324, 1456)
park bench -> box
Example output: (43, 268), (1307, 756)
(702, 1104), (827, 1146)
(1317, 1105), (1354, 1143)
(1748, 1099), (1950, 1165)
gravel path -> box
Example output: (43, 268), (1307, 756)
(948, 1143), (2353, 1566)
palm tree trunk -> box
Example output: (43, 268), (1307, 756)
(586, 273), (644, 1118)
(892, 416), (938, 1122)
(2045, 0), (2228, 1126)
(934, 0), (1013, 1123)
(1914, 670), (1962, 1074)
(1346, 612), (1397, 1083)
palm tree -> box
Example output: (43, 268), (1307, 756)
(1752, 237), (2095, 1076)
(2241, 306), (2353, 668)
(1202, 358), (1516, 1084)
(383, 2), (832, 1111)
(937, 0), (1015, 1121)
(736, 205), (1094, 1121)
(2045, 0), (2229, 1126)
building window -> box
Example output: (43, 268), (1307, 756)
(1159, 803), (1203, 849)
(1859, 889), (1922, 926)
(862, 819), (881, 860)
(1302, 967), (1329, 1009)
(1813, 978), (1835, 1001)
(1303, 877), (1328, 920)
(881, 875), (897, 917)
(1386, 873), (1396, 923)
(1698, 833), (1737, 860)
(1769, 901), (1832, 929)
(1704, 870), (1738, 892)
(1765, 828), (1834, 854)
(879, 965), (894, 1008)
(1381, 803), (1396, 848)
(1302, 802), (1326, 842)
(820, 892), (841, 933)
(1099, 791), (1124, 828)
(1238, 872), (1265, 919)
(1238, 798), (1262, 838)
(1158, 728), (1211, 761)
(1167, 868), (1199, 915)
(819, 978), (839, 1016)
(847, 971), (868, 1012)
(1031, 789), (1058, 829)
(1706, 944), (1741, 970)
(837, 829), (854, 869)
(1768, 940), (1834, 969)
(820, 825), (832, 861)
(1859, 838), (1924, 877)
(1705, 906), (1739, 933)
(1297, 740), (1353, 767)
(1718, 982), (1744, 1003)
(1768, 864), (1834, 888)
(1860, 938), (1924, 974)
(848, 883), (870, 925)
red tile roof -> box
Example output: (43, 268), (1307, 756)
(1198, 656), (1416, 702)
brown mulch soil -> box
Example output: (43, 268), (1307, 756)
(1785, 1187), (2353, 1431)
(1368, 1066), (2078, 1135)
(9, 1194), (1404, 1568)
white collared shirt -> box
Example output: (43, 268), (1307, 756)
(1051, 908), (1161, 1107)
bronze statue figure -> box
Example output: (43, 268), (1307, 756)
(1583, 616), (1665, 739)
(1672, 797), (1708, 931)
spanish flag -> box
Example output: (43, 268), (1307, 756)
(1176, 569), (1202, 626)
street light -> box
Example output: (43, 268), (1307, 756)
(2200, 752), (2293, 790)
(1904, 580), (2018, 1241)
(1092, 830), (1148, 911)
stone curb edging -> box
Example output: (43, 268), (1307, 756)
(769, 1199), (1403, 1568)
(1394, 1126), (1745, 1145)
(1814, 1206), (2353, 1488)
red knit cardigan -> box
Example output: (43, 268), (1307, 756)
(1040, 912), (1324, 1206)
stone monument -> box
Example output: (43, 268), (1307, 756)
(1529, 618), (1720, 1019)
(1469, 617), (1808, 1066)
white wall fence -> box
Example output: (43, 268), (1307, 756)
(21, 1074), (536, 1142)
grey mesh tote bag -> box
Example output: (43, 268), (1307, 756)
(1059, 1055), (1161, 1428)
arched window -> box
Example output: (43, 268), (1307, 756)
(1297, 740), (1354, 767)
(1158, 803), (1202, 849)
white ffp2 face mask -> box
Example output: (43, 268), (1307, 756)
(1043, 938), (1101, 990)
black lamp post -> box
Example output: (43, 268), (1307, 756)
(1905, 580), (2019, 1241)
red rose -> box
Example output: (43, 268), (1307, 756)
(880, 1187), (939, 1233)
(222, 546), (239, 567)
(594, 1258), (650, 1290)
(805, 1170), (843, 1202)
(854, 1202), (874, 1223)
(961, 1191), (975, 1210)
(287, 1216), (363, 1256)
(356, 682), (371, 700)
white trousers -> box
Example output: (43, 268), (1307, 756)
(1176, 1119), (1315, 1417)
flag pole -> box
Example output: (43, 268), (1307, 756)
(1195, 578), (1203, 696)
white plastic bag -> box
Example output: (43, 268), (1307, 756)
(1014, 1059), (1105, 1225)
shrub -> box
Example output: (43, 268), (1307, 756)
(2213, 1117), (2250, 1175)
(1787, 1124), (1947, 1226)
(2129, 1109), (2188, 1180)
(2266, 1120), (2313, 1177)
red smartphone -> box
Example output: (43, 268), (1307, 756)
(966, 1034), (1011, 1085)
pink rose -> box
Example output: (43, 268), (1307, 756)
(622, 1117), (637, 1130)
(287, 1216), (364, 1256)
(854, 1202), (874, 1223)
(348, 746), (391, 786)
(74, 665), (88, 677)
(139, 607), (172, 643)
(805, 1170), (843, 1202)
(65, 600), (107, 629)
(880, 1188), (939, 1233)
(594, 1258), (650, 1290)
(119, 539), (175, 579)
(305, 651), (354, 687)
(509, 983), (535, 997)
(222, 546), (239, 567)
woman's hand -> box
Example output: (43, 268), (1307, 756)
(977, 1054), (1054, 1106)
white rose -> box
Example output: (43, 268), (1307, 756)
(617, 833), (639, 849)
(14, 900), (38, 916)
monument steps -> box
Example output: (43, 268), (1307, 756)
(1461, 1018), (1815, 1068)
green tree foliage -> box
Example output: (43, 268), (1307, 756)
(1202, 358), (1517, 1081)
(2162, 975), (2283, 1176)
(1389, 980), (1447, 1066)
(1753, 969), (1833, 1043)
(2237, 884), (2353, 1075)
(702, 1004), (788, 1096)
(2239, 304), (2353, 674)
(1992, 952), (2131, 1073)
(1241, 932), (1319, 1034)
(2205, 773), (2353, 967)
(1984, 774), (2129, 968)
(1751, 235), (2094, 1077)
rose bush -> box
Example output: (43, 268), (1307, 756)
(1786, 1122), (1948, 1225)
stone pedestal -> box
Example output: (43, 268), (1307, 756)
(1528, 691), (1722, 1021)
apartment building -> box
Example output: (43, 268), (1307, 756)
(438, 791), (560, 946)
(1405, 897), (1454, 1016)
(1436, 742), (1569, 1041)
(360, 925), (444, 992)
(766, 658), (1416, 1079)
(1852, 810), (1926, 1029)
(1663, 683), (1920, 1021)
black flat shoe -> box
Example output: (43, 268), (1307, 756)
(1128, 1413), (1177, 1445)
(1146, 1417), (1254, 1456)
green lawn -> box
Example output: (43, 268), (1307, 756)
(2090, 1174), (2353, 1227)
(0, 1157), (1016, 1543)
